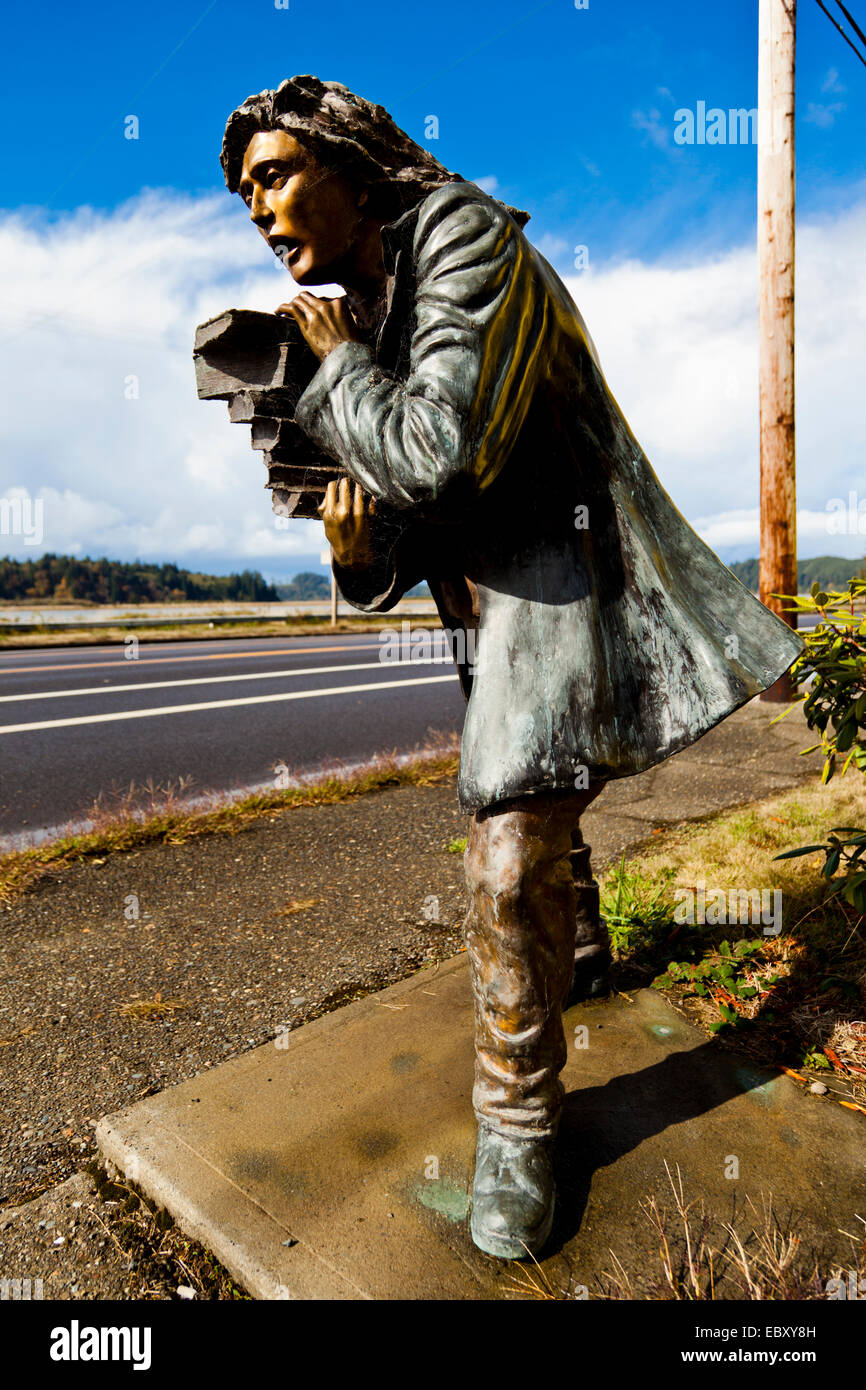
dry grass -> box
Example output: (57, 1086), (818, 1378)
(598, 1163), (866, 1301)
(274, 897), (320, 917)
(87, 1164), (249, 1299)
(0, 615), (427, 649)
(606, 776), (866, 1096)
(506, 1164), (866, 1300)
(115, 993), (188, 1020)
(0, 739), (460, 906)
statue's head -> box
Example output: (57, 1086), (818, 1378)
(221, 76), (460, 286)
(222, 77), (529, 287)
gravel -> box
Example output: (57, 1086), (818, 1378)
(0, 780), (467, 1297)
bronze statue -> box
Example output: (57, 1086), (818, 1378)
(211, 76), (804, 1261)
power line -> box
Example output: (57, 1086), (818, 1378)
(815, 0), (866, 68)
(834, 0), (866, 50)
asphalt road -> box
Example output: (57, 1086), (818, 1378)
(0, 633), (466, 845)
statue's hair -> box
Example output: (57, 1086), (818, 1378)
(221, 75), (529, 227)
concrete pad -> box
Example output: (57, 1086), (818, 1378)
(595, 758), (797, 826)
(97, 956), (866, 1300)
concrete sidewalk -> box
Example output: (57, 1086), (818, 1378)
(93, 695), (863, 1300)
(3, 693), (857, 1297)
(97, 954), (865, 1300)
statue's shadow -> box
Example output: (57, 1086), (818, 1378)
(549, 1039), (772, 1255)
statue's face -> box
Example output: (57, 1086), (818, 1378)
(238, 130), (366, 285)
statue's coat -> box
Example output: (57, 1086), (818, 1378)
(294, 181), (804, 810)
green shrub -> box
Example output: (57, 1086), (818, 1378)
(774, 577), (866, 913)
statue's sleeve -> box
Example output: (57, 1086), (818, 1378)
(294, 184), (546, 513)
(330, 512), (427, 613)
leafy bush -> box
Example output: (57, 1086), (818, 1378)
(774, 577), (866, 912)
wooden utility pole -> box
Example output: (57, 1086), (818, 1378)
(758, 0), (798, 701)
(322, 546), (338, 626)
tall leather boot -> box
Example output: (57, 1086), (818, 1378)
(462, 791), (595, 1259)
(566, 831), (612, 1006)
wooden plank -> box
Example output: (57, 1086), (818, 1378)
(227, 390), (299, 423)
(250, 418), (334, 460)
(194, 307), (342, 524)
(269, 487), (324, 520)
(193, 309), (319, 402)
(262, 462), (335, 489)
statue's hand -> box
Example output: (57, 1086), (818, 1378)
(318, 478), (378, 570)
(276, 293), (361, 362)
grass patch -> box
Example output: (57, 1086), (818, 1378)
(600, 778), (866, 1096)
(0, 742), (460, 905)
(0, 614), (438, 649)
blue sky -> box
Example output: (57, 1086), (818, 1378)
(1, 0), (864, 581)
(4, 0), (862, 265)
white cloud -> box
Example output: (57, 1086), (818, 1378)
(807, 68), (846, 128)
(1, 187), (865, 579)
(534, 232), (572, 264)
(691, 507), (866, 553)
(631, 107), (670, 149)
(0, 190), (326, 579)
(561, 198), (866, 559)
(805, 100), (845, 128)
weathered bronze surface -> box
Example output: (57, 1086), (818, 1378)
(202, 76), (806, 1262)
(193, 308), (336, 518)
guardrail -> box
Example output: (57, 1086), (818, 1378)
(0, 598), (439, 630)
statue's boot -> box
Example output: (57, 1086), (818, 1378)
(463, 790), (600, 1260)
(470, 1123), (555, 1259)
(566, 835), (612, 1005)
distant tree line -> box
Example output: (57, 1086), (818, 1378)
(729, 555), (866, 593)
(275, 572), (331, 600)
(0, 554), (278, 603)
(275, 572), (432, 600)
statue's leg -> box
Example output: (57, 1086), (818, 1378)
(462, 787), (599, 1259)
(567, 823), (612, 1005)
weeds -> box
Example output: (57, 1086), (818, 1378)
(600, 851), (677, 953)
(598, 1164), (863, 1301)
(0, 740), (460, 905)
(86, 1163), (249, 1299)
(507, 1165), (865, 1300)
(598, 780), (866, 1089)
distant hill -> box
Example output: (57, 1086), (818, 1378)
(275, 573), (432, 600)
(728, 555), (866, 593)
(275, 572), (331, 600)
(0, 554), (278, 603)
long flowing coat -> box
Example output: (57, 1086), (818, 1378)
(294, 181), (804, 811)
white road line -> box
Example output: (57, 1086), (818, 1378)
(0, 640), (391, 676)
(0, 657), (451, 703)
(0, 674), (460, 735)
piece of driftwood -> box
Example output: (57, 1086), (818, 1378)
(193, 308), (339, 518)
